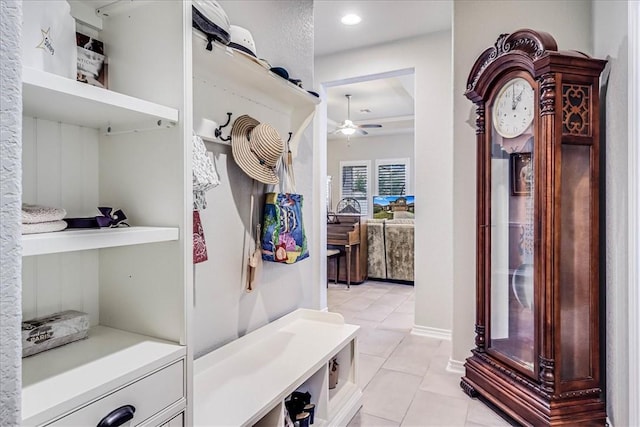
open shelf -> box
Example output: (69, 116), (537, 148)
(22, 326), (185, 426)
(22, 67), (179, 131)
(192, 31), (320, 111)
(253, 402), (284, 427)
(22, 226), (179, 256)
(192, 30), (320, 145)
(328, 341), (360, 422)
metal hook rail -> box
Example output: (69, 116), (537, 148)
(215, 113), (232, 142)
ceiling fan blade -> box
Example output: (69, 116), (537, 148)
(330, 128), (364, 135)
(334, 95), (377, 136)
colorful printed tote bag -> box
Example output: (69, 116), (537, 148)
(261, 193), (308, 264)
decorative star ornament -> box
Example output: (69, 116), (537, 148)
(36, 27), (55, 55)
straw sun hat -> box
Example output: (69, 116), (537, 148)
(231, 115), (284, 184)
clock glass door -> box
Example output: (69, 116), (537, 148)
(488, 76), (535, 373)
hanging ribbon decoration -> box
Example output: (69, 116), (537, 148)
(96, 207), (130, 228)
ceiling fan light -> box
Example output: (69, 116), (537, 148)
(333, 94), (381, 137)
(341, 14), (361, 25)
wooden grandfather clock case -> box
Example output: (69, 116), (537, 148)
(460, 29), (607, 425)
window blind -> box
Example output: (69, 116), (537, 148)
(341, 164), (369, 216)
(377, 163), (406, 196)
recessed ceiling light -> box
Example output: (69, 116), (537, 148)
(341, 14), (361, 25)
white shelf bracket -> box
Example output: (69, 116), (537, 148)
(95, 0), (134, 18)
(105, 119), (177, 136)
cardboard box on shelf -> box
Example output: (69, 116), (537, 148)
(76, 32), (108, 89)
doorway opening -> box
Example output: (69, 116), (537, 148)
(321, 68), (416, 322)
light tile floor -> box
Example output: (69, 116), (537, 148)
(327, 280), (514, 427)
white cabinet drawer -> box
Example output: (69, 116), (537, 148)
(48, 359), (184, 426)
(160, 412), (183, 427)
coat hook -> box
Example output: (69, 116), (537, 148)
(215, 112), (232, 141)
(285, 132), (293, 166)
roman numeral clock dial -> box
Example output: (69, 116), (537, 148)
(492, 77), (534, 139)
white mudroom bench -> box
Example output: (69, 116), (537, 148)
(193, 309), (362, 426)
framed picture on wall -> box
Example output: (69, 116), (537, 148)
(372, 195), (415, 219)
(511, 152), (532, 196)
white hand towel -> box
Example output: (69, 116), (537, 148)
(22, 204), (67, 224)
(22, 220), (68, 234)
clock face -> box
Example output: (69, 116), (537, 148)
(492, 77), (534, 139)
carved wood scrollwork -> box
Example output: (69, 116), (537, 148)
(460, 379), (479, 398)
(562, 84), (591, 136)
(474, 350), (551, 399)
(466, 30), (557, 95)
(539, 73), (556, 115)
(559, 388), (603, 399)
(539, 355), (556, 393)
(475, 103), (485, 135)
(475, 324), (486, 351)
(494, 32), (548, 60)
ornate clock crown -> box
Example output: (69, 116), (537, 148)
(465, 29), (558, 101)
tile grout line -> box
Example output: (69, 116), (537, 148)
(329, 281), (508, 427)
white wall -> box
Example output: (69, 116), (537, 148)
(0, 1), (22, 425)
(627, 6), (640, 426)
(593, 2), (630, 425)
(327, 133), (415, 211)
(627, 5), (640, 427)
(193, 0), (315, 358)
(315, 29), (453, 334)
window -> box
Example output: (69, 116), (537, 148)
(326, 175), (333, 213)
(375, 158), (410, 196)
(339, 160), (370, 216)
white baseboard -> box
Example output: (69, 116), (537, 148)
(411, 325), (451, 341)
(446, 358), (465, 374)
(330, 388), (362, 427)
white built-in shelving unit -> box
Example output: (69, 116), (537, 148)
(14, 1), (355, 426)
(19, 1), (190, 425)
(188, 9), (364, 427)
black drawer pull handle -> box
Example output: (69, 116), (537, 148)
(97, 405), (136, 427)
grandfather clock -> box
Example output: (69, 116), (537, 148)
(460, 29), (607, 425)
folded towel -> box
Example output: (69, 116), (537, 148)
(22, 204), (67, 224)
(22, 220), (68, 235)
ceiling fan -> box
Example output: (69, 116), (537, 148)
(333, 94), (382, 137)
